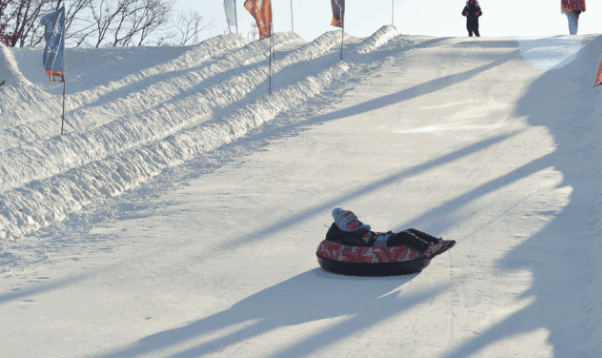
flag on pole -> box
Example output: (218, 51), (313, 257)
(330, 0), (345, 28)
(224, 0), (238, 32)
(244, 0), (272, 40)
(40, 6), (65, 82)
(594, 58), (602, 88)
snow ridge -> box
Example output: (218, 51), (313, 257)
(354, 25), (401, 55)
(64, 33), (302, 110)
(0, 26), (401, 240)
(0, 33), (302, 152)
(0, 43), (33, 87)
(0, 44), (58, 127)
(0, 37), (245, 130)
(0, 31), (342, 194)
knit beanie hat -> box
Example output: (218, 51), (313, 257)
(332, 207), (371, 232)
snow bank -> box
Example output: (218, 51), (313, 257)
(0, 32), (302, 153)
(0, 31), (334, 194)
(65, 33), (295, 109)
(0, 43), (32, 87)
(0, 33), (300, 139)
(0, 44), (61, 128)
(0, 26), (401, 240)
(354, 25), (401, 55)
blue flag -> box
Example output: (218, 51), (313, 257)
(40, 6), (65, 83)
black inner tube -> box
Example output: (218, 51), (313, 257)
(317, 256), (431, 277)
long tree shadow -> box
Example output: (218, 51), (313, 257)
(76, 38), (304, 114)
(283, 49), (520, 127)
(440, 35), (602, 358)
(138, 37), (451, 127)
(155, 40), (363, 116)
(97, 269), (447, 358)
(68, 36), (336, 136)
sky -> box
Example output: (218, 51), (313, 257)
(182, 0), (601, 43)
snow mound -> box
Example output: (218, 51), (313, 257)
(0, 43), (32, 87)
(0, 30), (339, 195)
(66, 33), (248, 108)
(354, 25), (401, 55)
(0, 32), (302, 152)
(0, 27), (397, 240)
(0, 44), (60, 129)
(65, 33), (308, 110)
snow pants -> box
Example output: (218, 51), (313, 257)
(466, 16), (480, 37)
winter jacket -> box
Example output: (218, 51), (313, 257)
(462, 1), (482, 18)
(561, 0), (585, 13)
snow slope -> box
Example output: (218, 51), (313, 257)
(1, 27), (602, 358)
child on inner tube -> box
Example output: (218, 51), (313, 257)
(329, 208), (455, 258)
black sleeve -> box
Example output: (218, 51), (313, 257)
(461, 6), (468, 16)
(477, 6), (482, 16)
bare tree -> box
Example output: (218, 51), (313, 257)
(153, 29), (173, 45)
(25, 0), (94, 47)
(88, 0), (129, 47)
(0, 0), (54, 47)
(83, 0), (172, 47)
(109, 0), (138, 46)
(171, 8), (211, 46)
(1, 0), (204, 48)
(0, 0), (16, 45)
(117, 0), (172, 46)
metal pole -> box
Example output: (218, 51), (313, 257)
(290, 0), (294, 32)
(60, 8), (66, 135)
(269, 0), (272, 95)
(61, 80), (65, 135)
(340, 6), (344, 60)
(269, 35), (272, 94)
(392, 0), (394, 25)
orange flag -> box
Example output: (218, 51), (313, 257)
(244, 0), (272, 40)
(594, 58), (602, 88)
(330, 0), (345, 28)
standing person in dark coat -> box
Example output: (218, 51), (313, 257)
(462, 0), (482, 37)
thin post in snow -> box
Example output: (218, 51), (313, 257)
(61, 79), (66, 135)
(272, 24), (276, 60)
(60, 16), (66, 136)
(340, 6), (344, 60)
(392, 0), (394, 25)
(290, 0), (294, 32)
(269, 28), (272, 94)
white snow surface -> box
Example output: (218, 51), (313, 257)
(1, 26), (602, 358)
